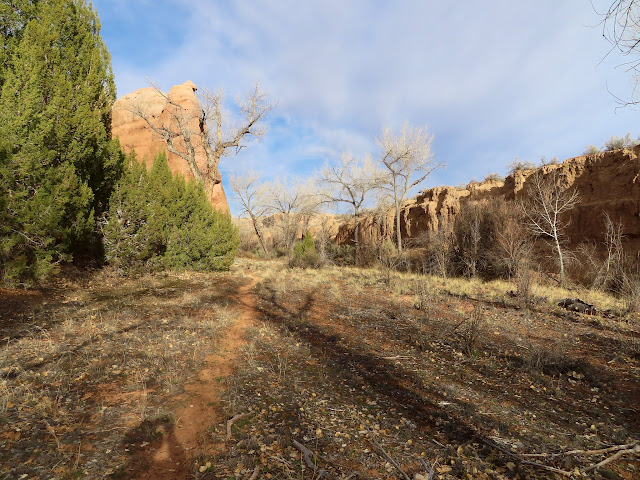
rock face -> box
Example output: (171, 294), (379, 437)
(112, 81), (230, 213)
(338, 146), (640, 252)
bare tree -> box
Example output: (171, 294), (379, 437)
(377, 122), (443, 253)
(318, 153), (382, 265)
(599, 1), (640, 105)
(495, 202), (533, 282)
(522, 170), (580, 286)
(265, 178), (319, 252)
(131, 82), (275, 201)
(229, 172), (271, 255)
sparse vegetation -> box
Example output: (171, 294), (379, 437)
(1, 2), (640, 478)
(289, 232), (319, 268)
(507, 158), (537, 174)
(604, 133), (639, 151)
(483, 172), (504, 182)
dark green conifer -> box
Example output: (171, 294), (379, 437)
(103, 152), (239, 274)
(0, 0), (124, 284)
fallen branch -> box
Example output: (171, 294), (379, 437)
(292, 439), (337, 480)
(518, 441), (640, 474)
(418, 458), (436, 480)
(246, 465), (260, 480)
(559, 441), (639, 458)
(361, 422), (411, 480)
(480, 437), (573, 477)
(583, 443), (640, 473)
(226, 412), (251, 441)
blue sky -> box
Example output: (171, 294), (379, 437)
(93, 1), (639, 214)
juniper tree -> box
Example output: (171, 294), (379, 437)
(103, 153), (239, 274)
(0, 0), (124, 283)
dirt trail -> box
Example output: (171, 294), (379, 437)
(133, 272), (259, 479)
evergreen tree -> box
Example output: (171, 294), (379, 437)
(0, 0), (124, 284)
(0, 1), (39, 89)
(103, 153), (239, 275)
(164, 180), (239, 272)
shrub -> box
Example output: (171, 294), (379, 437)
(102, 153), (238, 274)
(452, 202), (506, 279)
(507, 158), (537, 175)
(483, 173), (504, 182)
(164, 181), (239, 272)
(583, 145), (602, 155)
(540, 156), (559, 166)
(604, 133), (639, 151)
(289, 232), (318, 268)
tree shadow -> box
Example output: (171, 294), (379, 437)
(255, 284), (507, 445)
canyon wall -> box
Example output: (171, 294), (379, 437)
(337, 146), (640, 251)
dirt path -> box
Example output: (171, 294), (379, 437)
(132, 272), (259, 479)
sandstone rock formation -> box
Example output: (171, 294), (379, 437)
(112, 81), (230, 213)
(338, 146), (640, 252)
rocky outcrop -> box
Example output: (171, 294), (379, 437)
(339, 146), (640, 251)
(112, 81), (230, 213)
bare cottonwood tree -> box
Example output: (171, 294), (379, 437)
(132, 83), (275, 200)
(522, 170), (580, 286)
(377, 122), (443, 253)
(265, 178), (319, 252)
(318, 153), (382, 265)
(599, 1), (640, 105)
(229, 172), (271, 255)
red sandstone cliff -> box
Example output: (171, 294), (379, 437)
(336, 146), (640, 251)
(112, 81), (230, 213)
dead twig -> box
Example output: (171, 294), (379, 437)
(582, 443), (640, 473)
(226, 412), (251, 441)
(246, 465), (260, 480)
(292, 439), (337, 480)
(361, 422), (411, 480)
(418, 458), (436, 480)
(518, 441), (640, 474)
(481, 437), (573, 477)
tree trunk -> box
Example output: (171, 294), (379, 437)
(555, 236), (565, 286)
(354, 209), (360, 266)
(395, 199), (402, 254)
(250, 214), (268, 255)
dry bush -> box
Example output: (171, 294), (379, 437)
(405, 229), (453, 278)
(452, 201), (512, 280)
(523, 339), (580, 376)
(450, 307), (484, 356)
(573, 214), (639, 314)
(483, 172), (504, 182)
(376, 239), (406, 284)
(508, 158), (537, 175)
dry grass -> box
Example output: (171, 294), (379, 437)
(0, 269), (241, 479)
(210, 260), (639, 480)
(1, 258), (638, 479)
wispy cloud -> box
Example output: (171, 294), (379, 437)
(94, 0), (639, 209)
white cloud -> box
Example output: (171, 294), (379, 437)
(95, 0), (639, 208)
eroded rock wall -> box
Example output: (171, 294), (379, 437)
(338, 146), (640, 251)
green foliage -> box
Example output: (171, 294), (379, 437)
(289, 232), (318, 268)
(0, 0), (124, 284)
(0, 0), (39, 89)
(103, 153), (239, 274)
